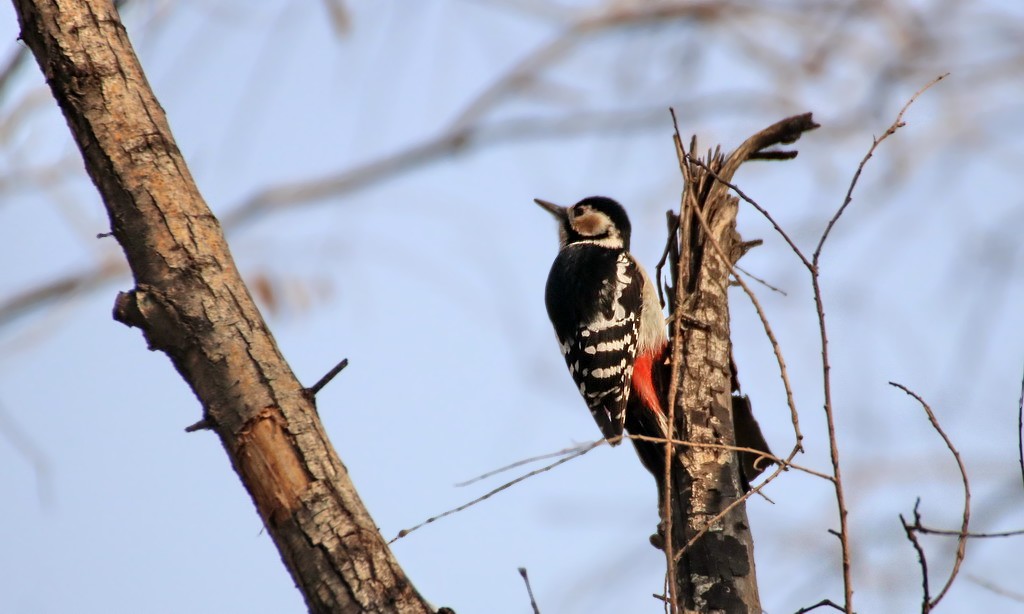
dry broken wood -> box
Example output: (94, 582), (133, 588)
(661, 113), (818, 613)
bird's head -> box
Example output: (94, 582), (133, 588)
(534, 196), (631, 251)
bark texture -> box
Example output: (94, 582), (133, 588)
(12, 1), (435, 612)
(664, 116), (818, 613)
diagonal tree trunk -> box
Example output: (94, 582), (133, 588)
(663, 115), (818, 613)
(12, 1), (436, 612)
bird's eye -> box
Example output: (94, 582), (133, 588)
(572, 205), (586, 216)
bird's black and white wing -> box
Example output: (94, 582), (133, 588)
(545, 246), (644, 442)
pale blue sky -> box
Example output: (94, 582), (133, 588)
(1, 2), (1022, 612)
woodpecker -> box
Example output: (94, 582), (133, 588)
(535, 196), (669, 449)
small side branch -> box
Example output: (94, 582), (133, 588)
(794, 598), (845, 613)
(1018, 364), (1024, 490)
(901, 501), (932, 613)
(718, 113), (820, 185)
(890, 382), (970, 611)
(912, 526), (1024, 539)
(184, 419), (213, 433)
(306, 357), (350, 397)
(518, 567), (542, 614)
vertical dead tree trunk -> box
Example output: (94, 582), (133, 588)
(661, 115), (818, 613)
(12, 1), (435, 612)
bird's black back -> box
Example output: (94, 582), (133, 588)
(544, 244), (624, 337)
(544, 243), (643, 440)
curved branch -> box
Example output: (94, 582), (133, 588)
(890, 382), (970, 611)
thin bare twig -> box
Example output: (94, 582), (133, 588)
(389, 439), (604, 543)
(805, 76), (946, 612)
(913, 526), (1024, 539)
(813, 73), (948, 262)
(809, 268), (852, 612)
(661, 107), (693, 614)
(454, 442), (595, 487)
(674, 447), (798, 564)
(518, 567), (542, 614)
(682, 154), (812, 271)
(794, 598), (845, 613)
(306, 357), (349, 397)
(733, 262), (787, 296)
(628, 434), (830, 482)
(891, 382), (970, 611)
(901, 500), (933, 613)
(1018, 363), (1023, 491)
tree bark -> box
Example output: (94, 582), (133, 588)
(12, 1), (435, 612)
(664, 115), (818, 613)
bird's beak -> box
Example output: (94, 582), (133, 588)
(534, 198), (567, 220)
